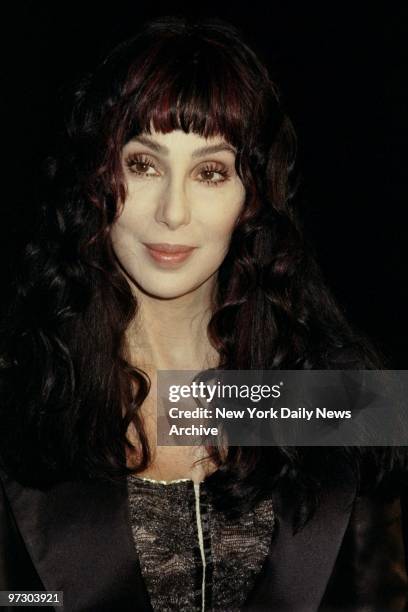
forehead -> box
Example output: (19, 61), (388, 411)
(127, 128), (237, 158)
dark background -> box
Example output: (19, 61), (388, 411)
(1, 2), (407, 366)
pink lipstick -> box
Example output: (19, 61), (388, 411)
(143, 243), (196, 266)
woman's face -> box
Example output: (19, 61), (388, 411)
(110, 128), (246, 299)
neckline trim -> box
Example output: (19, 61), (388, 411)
(128, 474), (205, 485)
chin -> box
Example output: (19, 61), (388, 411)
(127, 277), (200, 300)
(127, 269), (217, 300)
(143, 287), (190, 300)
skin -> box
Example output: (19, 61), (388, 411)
(110, 127), (246, 481)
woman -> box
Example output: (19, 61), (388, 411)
(0, 14), (407, 611)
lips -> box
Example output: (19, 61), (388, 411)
(143, 242), (196, 266)
(144, 243), (195, 254)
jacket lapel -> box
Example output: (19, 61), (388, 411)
(0, 467), (153, 611)
(243, 470), (357, 611)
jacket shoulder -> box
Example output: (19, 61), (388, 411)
(320, 491), (408, 610)
(0, 471), (45, 589)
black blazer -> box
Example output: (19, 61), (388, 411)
(1, 462), (407, 612)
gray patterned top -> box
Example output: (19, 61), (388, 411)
(127, 475), (275, 612)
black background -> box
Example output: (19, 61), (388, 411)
(1, 2), (407, 366)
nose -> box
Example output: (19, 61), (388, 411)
(154, 176), (191, 230)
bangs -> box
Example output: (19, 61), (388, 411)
(121, 35), (255, 148)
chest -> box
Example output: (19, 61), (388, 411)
(126, 384), (218, 483)
(127, 475), (275, 611)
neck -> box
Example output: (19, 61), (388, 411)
(126, 279), (219, 371)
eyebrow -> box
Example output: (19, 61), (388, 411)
(129, 135), (237, 158)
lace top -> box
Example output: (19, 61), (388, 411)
(127, 475), (275, 612)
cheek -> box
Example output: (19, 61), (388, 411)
(205, 198), (244, 243)
(111, 201), (148, 241)
(210, 220), (237, 244)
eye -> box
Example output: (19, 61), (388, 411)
(125, 154), (160, 177)
(123, 153), (231, 187)
(197, 164), (231, 187)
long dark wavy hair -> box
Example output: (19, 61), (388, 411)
(0, 15), (403, 532)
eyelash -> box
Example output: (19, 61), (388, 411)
(124, 154), (231, 187)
